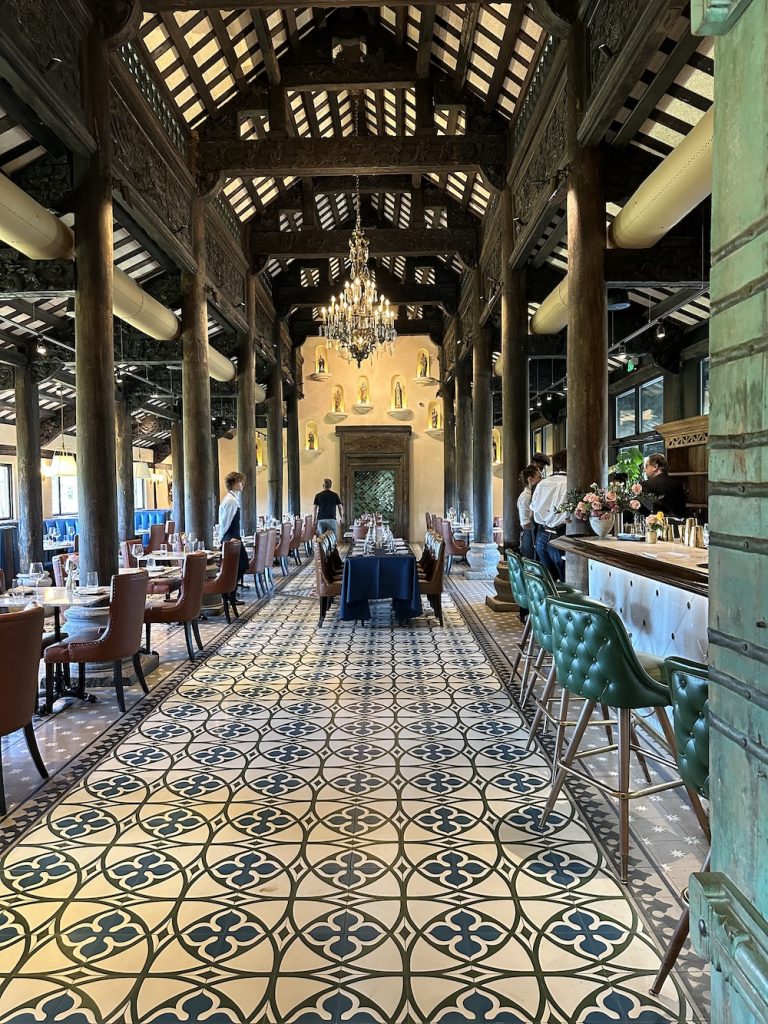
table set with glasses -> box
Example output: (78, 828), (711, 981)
(338, 533), (422, 625)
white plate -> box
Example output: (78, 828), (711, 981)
(79, 586), (108, 595)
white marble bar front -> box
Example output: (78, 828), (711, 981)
(552, 537), (709, 663)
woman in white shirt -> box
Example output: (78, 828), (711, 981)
(517, 463), (542, 560)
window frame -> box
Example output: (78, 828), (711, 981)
(51, 475), (78, 516)
(0, 463), (13, 520)
(610, 375), (665, 465)
(699, 356), (710, 415)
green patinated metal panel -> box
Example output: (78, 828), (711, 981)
(689, 2), (768, 1021)
(352, 470), (396, 523)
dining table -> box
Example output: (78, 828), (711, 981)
(0, 586), (110, 713)
(338, 542), (422, 624)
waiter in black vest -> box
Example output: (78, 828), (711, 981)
(218, 471), (250, 581)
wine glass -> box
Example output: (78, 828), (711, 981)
(67, 525), (75, 542)
(29, 562), (45, 599)
(132, 543), (144, 564)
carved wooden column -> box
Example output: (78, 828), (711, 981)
(467, 273), (497, 578)
(286, 349), (301, 516)
(115, 394), (134, 544)
(211, 431), (220, 529)
(455, 354), (473, 518)
(14, 361), (43, 569)
(440, 351), (456, 512)
(170, 417), (185, 532)
(267, 324), (284, 520)
(237, 272), (258, 535)
(565, 21), (607, 589)
(181, 196), (213, 545)
(75, 23), (118, 582)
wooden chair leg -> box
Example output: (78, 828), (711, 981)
(43, 662), (55, 715)
(77, 662), (86, 699)
(192, 620), (204, 651)
(542, 699), (596, 824)
(114, 660), (126, 713)
(0, 755), (5, 817)
(435, 594), (443, 627)
(318, 596), (327, 626)
(133, 652), (148, 694)
(617, 707), (632, 883)
(184, 622), (196, 661)
(230, 591), (240, 617)
(650, 850), (710, 995)
(145, 622), (151, 653)
(222, 594), (231, 624)
(23, 722), (48, 779)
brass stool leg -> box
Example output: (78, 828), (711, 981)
(650, 850), (710, 995)
(509, 616), (531, 684)
(521, 647), (545, 707)
(553, 689), (571, 775)
(618, 708), (632, 882)
(630, 719), (653, 785)
(526, 666), (556, 749)
(600, 703), (614, 746)
(542, 698), (596, 824)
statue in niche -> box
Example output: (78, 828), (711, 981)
(431, 407), (439, 429)
(418, 352), (428, 378)
(493, 436), (499, 463)
(255, 441), (261, 466)
(317, 353), (326, 374)
(394, 381), (403, 409)
(307, 431), (315, 451)
(333, 387), (343, 413)
(359, 379), (369, 404)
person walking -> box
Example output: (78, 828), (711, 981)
(530, 449), (568, 581)
(517, 463), (542, 560)
(218, 471), (250, 582)
(313, 478), (344, 536)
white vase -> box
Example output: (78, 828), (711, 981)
(591, 515), (614, 539)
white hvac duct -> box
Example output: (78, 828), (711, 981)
(0, 171), (236, 382)
(529, 106), (714, 336)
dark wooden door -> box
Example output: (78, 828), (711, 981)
(337, 426), (412, 540)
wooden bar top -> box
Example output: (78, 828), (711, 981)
(550, 535), (709, 598)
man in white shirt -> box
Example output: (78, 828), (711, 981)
(218, 471), (250, 582)
(530, 449), (568, 581)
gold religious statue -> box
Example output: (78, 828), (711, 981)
(394, 381), (404, 409)
(317, 353), (326, 374)
(493, 436), (499, 463)
(307, 430), (315, 451)
(431, 407), (439, 429)
(418, 352), (428, 377)
(333, 387), (343, 413)
(359, 380), (369, 404)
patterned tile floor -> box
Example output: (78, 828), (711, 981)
(0, 562), (709, 1023)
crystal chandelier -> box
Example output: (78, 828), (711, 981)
(316, 99), (397, 366)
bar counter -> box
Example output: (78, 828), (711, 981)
(551, 535), (709, 662)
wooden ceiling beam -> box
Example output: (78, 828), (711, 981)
(453, 5), (480, 90)
(484, 2), (526, 113)
(416, 6), (436, 80)
(281, 60), (418, 92)
(252, 9), (282, 86)
(159, 13), (220, 120)
(145, 0), (463, 8)
(198, 136), (506, 193)
(249, 226), (478, 265)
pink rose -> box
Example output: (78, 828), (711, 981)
(631, 483), (643, 494)
(606, 491), (617, 502)
(630, 499), (641, 510)
(576, 502), (587, 513)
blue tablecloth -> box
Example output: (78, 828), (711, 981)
(338, 553), (422, 623)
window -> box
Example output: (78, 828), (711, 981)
(639, 377), (664, 432)
(0, 464), (12, 520)
(700, 357), (710, 415)
(134, 478), (146, 511)
(615, 390), (636, 439)
(51, 476), (78, 515)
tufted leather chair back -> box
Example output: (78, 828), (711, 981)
(275, 522), (293, 558)
(547, 595), (672, 710)
(0, 604), (44, 735)
(505, 551), (529, 611)
(51, 554), (68, 587)
(522, 568), (556, 654)
(522, 556), (558, 592)
(665, 657), (709, 800)
(145, 523), (166, 553)
(68, 572), (149, 662)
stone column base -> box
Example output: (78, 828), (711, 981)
(486, 557), (518, 612)
(464, 542), (501, 579)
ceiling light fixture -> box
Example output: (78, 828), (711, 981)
(49, 382), (77, 477)
(655, 321), (666, 340)
(316, 97), (396, 367)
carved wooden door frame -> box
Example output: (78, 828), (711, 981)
(337, 426), (412, 540)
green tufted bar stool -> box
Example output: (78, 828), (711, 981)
(650, 657), (710, 995)
(505, 551), (536, 696)
(541, 594), (702, 883)
(519, 558), (582, 708)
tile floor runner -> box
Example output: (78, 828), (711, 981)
(0, 575), (700, 1023)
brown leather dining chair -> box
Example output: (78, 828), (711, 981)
(265, 527), (278, 589)
(44, 571), (150, 715)
(248, 531), (273, 597)
(440, 520), (470, 574)
(301, 514), (314, 557)
(0, 568), (4, 593)
(0, 604), (47, 814)
(203, 539), (241, 623)
(275, 522), (293, 576)
(288, 516), (304, 566)
(144, 551), (207, 662)
(352, 524), (369, 541)
(145, 523), (166, 553)
(121, 539), (179, 599)
(165, 520), (176, 537)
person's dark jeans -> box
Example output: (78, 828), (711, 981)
(520, 527), (535, 561)
(535, 529), (564, 582)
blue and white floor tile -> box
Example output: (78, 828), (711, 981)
(0, 565), (707, 1023)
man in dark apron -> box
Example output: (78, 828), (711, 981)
(219, 471), (250, 583)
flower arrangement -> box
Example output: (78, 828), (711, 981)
(645, 511), (665, 534)
(557, 483), (635, 522)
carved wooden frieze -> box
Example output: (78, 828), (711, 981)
(111, 87), (192, 251)
(588, 0), (641, 91)
(40, 405), (77, 447)
(657, 415), (709, 449)
(206, 227), (246, 311)
(0, 365), (15, 391)
(1, 0), (82, 112)
(512, 88), (567, 222)
(12, 155), (71, 212)
(0, 251), (74, 296)
(337, 425), (411, 456)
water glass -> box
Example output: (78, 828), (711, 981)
(159, 543), (168, 555)
(29, 562), (44, 598)
(85, 571), (98, 589)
